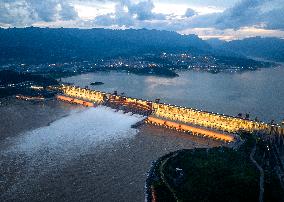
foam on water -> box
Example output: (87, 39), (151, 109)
(0, 106), (145, 198)
(6, 106), (145, 157)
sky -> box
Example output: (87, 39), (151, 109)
(1, 0), (284, 40)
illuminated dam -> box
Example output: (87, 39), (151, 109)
(57, 85), (284, 142)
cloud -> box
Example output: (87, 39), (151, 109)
(184, 8), (197, 18)
(0, 0), (78, 26)
(59, 1), (79, 21)
(94, 0), (166, 27)
(127, 0), (155, 20)
(0, 0), (31, 25)
(262, 7), (284, 30)
(92, 0), (284, 40)
(0, 0), (283, 40)
(95, 1), (134, 27)
(180, 27), (284, 41)
(215, 0), (284, 30)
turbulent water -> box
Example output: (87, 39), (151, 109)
(63, 67), (284, 123)
(8, 106), (144, 156)
(0, 105), (220, 201)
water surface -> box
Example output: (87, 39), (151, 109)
(0, 106), (221, 201)
(63, 67), (284, 122)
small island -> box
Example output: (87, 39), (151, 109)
(90, 82), (104, 86)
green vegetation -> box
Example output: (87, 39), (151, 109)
(162, 149), (258, 201)
(0, 70), (58, 86)
(0, 70), (58, 98)
(49, 72), (79, 79)
(254, 137), (284, 202)
(148, 133), (284, 202)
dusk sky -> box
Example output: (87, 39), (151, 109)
(1, 0), (284, 40)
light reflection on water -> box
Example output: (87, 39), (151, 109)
(63, 67), (284, 122)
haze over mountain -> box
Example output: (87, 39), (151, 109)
(207, 37), (284, 62)
(0, 27), (211, 64)
(0, 27), (283, 64)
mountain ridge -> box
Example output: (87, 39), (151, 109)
(207, 37), (284, 62)
(0, 27), (211, 64)
(0, 27), (283, 64)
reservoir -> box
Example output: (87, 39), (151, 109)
(63, 67), (284, 123)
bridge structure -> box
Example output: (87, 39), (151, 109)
(58, 85), (284, 142)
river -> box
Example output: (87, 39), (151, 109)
(63, 67), (284, 123)
(1, 67), (283, 201)
(0, 101), (222, 201)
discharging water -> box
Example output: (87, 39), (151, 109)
(0, 105), (221, 201)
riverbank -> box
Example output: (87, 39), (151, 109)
(146, 133), (284, 201)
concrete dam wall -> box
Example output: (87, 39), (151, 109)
(59, 85), (283, 139)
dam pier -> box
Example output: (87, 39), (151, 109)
(56, 85), (284, 142)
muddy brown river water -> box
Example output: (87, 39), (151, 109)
(0, 99), (223, 201)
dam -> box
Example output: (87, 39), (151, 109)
(57, 85), (284, 142)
